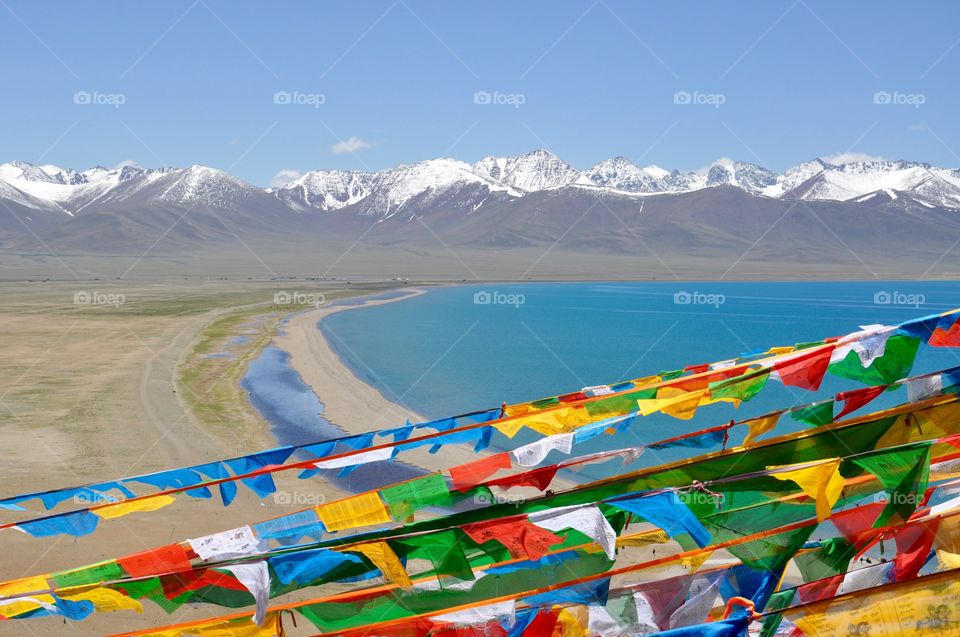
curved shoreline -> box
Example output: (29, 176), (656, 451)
(273, 288), (429, 436)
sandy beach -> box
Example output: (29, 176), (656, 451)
(274, 288), (496, 473)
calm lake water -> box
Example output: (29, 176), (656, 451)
(247, 282), (960, 485)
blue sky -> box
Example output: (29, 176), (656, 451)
(1, 1), (958, 186)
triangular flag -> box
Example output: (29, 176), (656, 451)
(768, 459), (845, 522)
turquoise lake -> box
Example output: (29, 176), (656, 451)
(245, 282), (960, 486)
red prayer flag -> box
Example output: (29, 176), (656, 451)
(485, 465), (559, 492)
(118, 543), (192, 578)
(160, 567), (249, 599)
(797, 575), (843, 603)
(773, 347), (833, 391)
(891, 518), (940, 580)
(462, 518), (563, 560)
(522, 609), (560, 636)
(930, 318), (960, 347)
(835, 385), (888, 419)
(449, 453), (512, 492)
(831, 503), (886, 547)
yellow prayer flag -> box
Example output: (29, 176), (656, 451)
(0, 575), (54, 618)
(678, 550), (713, 573)
(786, 569), (960, 636)
(743, 414), (780, 448)
(637, 387), (706, 420)
(766, 346), (795, 356)
(137, 613), (281, 636)
(59, 585), (144, 613)
(617, 529), (670, 548)
(937, 549), (960, 570)
(346, 541), (412, 588)
(555, 607), (588, 637)
(315, 491), (391, 532)
(95, 495), (177, 520)
(768, 459), (845, 522)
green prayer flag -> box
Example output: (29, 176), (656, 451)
(829, 334), (921, 385)
(53, 560), (124, 588)
(658, 369), (684, 381)
(760, 589), (796, 637)
(391, 530), (474, 581)
(727, 524), (815, 573)
(708, 370), (769, 403)
(794, 537), (856, 582)
(851, 442), (932, 526)
(380, 473), (453, 520)
(790, 401), (835, 427)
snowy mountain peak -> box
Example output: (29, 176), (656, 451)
(473, 148), (580, 192)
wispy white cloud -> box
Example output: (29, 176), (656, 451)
(820, 151), (886, 165)
(115, 159), (140, 169)
(269, 168), (301, 188)
(908, 123), (928, 132)
(331, 136), (372, 154)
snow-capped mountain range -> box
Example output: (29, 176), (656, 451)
(3, 150), (960, 220)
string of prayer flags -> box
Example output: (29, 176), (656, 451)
(768, 459), (845, 522)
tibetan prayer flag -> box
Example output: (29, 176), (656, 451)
(708, 370), (769, 405)
(18, 510), (99, 538)
(794, 537), (857, 582)
(462, 518), (563, 560)
(380, 473), (454, 520)
(768, 459), (844, 521)
(117, 544), (192, 578)
(852, 442), (932, 526)
(771, 346), (832, 391)
(789, 401), (834, 427)
(930, 316), (960, 347)
(391, 530), (474, 581)
(648, 426), (728, 452)
(53, 561), (124, 588)
(58, 586), (143, 614)
(742, 414), (780, 448)
(836, 385), (888, 418)
(486, 465), (559, 492)
(890, 518), (940, 580)
(95, 494), (176, 520)
(270, 548), (365, 585)
(528, 505), (617, 559)
(188, 525), (263, 561)
(510, 433), (574, 467)
(315, 491), (391, 532)
(448, 453), (511, 492)
(346, 541), (411, 587)
(222, 562), (270, 626)
(611, 492), (711, 548)
(830, 334), (921, 385)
